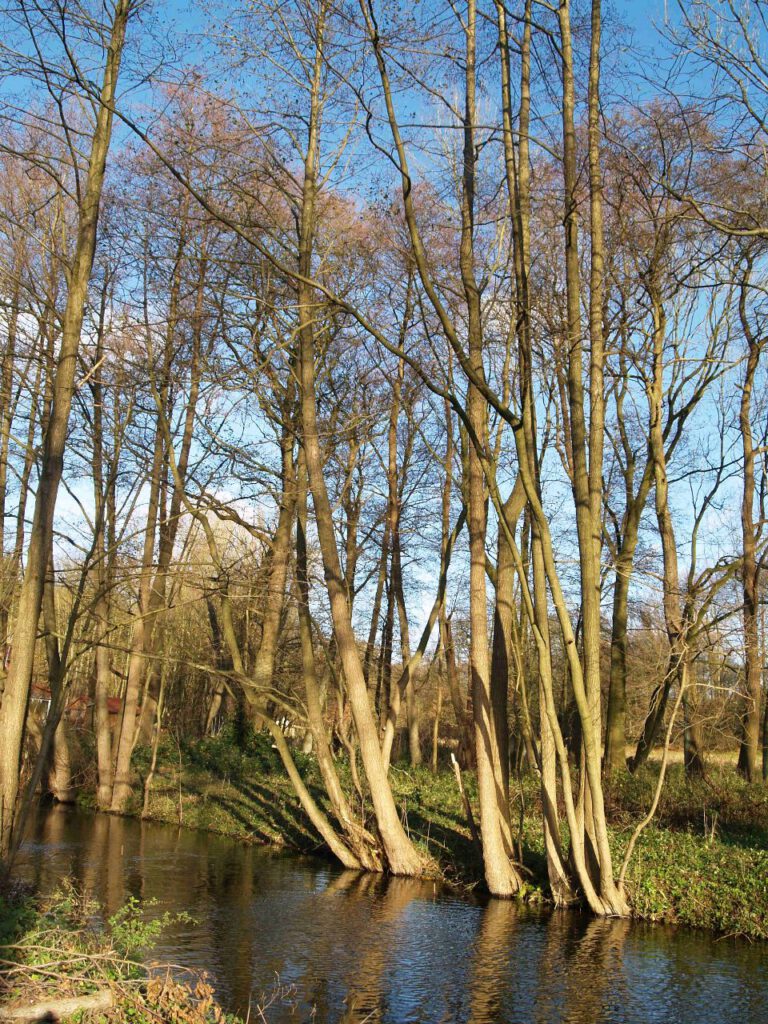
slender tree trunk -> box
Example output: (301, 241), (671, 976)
(248, 424), (296, 715)
(0, 279), (21, 650)
(682, 668), (706, 777)
(363, 522), (389, 690)
(461, 0), (521, 897)
(631, 293), (685, 774)
(110, 424), (162, 813)
(431, 670), (443, 773)
(135, 250), (207, 741)
(397, 552), (421, 766)
(736, 264), (763, 781)
(40, 573), (73, 804)
(141, 667), (166, 819)
(380, 340), (406, 767)
(489, 482), (527, 854)
(297, 448), (379, 870)
(441, 615), (471, 766)
(90, 287), (116, 810)
(377, 575), (395, 731)
(604, 456), (653, 777)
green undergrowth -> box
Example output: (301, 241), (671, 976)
(0, 881), (241, 1022)
(86, 728), (768, 939)
(607, 765), (768, 937)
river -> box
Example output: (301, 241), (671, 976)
(14, 805), (768, 1023)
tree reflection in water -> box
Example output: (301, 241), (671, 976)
(15, 807), (768, 1024)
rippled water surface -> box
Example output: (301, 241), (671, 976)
(15, 806), (768, 1023)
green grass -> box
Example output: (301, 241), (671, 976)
(96, 729), (768, 940)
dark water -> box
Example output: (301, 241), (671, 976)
(14, 806), (768, 1023)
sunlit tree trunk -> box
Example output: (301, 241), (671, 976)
(458, 0), (521, 897)
(297, 448), (380, 869)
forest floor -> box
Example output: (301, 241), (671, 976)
(80, 729), (768, 940)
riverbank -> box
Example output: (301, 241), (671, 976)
(81, 731), (768, 939)
(0, 882), (240, 1023)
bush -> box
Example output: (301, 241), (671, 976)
(185, 724), (297, 781)
(0, 882), (235, 1023)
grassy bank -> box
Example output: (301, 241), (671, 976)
(0, 882), (240, 1023)
(81, 729), (768, 940)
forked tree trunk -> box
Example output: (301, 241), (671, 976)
(552, 0), (627, 915)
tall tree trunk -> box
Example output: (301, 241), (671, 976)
(0, 278), (21, 650)
(489, 481), (527, 855)
(631, 293), (684, 774)
(736, 262), (763, 781)
(460, 0), (521, 897)
(494, 0), (574, 904)
(90, 283), (115, 810)
(298, 2), (424, 877)
(0, 0), (132, 859)
(604, 449), (654, 777)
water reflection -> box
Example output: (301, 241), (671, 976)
(16, 806), (768, 1024)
